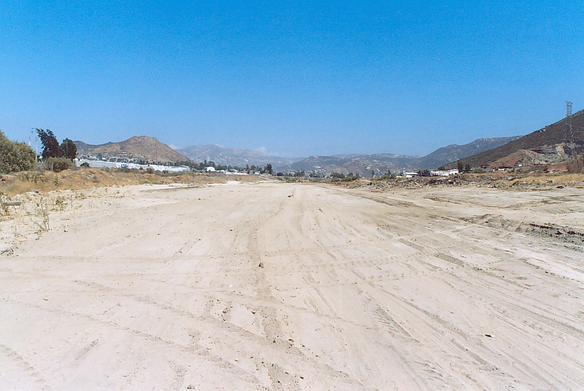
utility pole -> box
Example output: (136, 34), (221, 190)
(29, 129), (39, 157)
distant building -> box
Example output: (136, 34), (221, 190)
(74, 158), (190, 173)
(430, 169), (459, 177)
(205, 166), (216, 172)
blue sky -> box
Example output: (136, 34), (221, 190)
(1, 1), (583, 157)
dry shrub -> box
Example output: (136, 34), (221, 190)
(567, 155), (584, 173)
(0, 131), (36, 174)
(45, 157), (73, 172)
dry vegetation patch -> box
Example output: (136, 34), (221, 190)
(332, 172), (584, 192)
(0, 168), (259, 196)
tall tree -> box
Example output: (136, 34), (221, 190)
(36, 129), (63, 159)
(456, 160), (464, 173)
(60, 138), (77, 160)
(265, 163), (273, 175)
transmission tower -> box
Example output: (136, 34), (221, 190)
(566, 101), (575, 155)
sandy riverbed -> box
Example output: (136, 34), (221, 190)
(1, 181), (583, 390)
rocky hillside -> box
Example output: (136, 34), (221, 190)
(451, 109), (584, 169)
(75, 136), (190, 164)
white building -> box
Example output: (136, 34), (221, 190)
(75, 158), (190, 173)
(430, 169), (459, 177)
(205, 166), (216, 172)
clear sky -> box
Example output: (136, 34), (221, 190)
(1, 1), (583, 157)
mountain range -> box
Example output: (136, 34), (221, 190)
(74, 136), (519, 174)
(178, 137), (519, 175)
(73, 107), (584, 175)
(177, 144), (298, 168)
(288, 137), (518, 176)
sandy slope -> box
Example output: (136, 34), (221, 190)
(1, 182), (583, 390)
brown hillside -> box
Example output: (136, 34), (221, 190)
(452, 109), (584, 168)
(75, 136), (190, 164)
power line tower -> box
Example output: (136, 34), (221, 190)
(566, 101), (575, 154)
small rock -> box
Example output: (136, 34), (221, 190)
(0, 248), (14, 256)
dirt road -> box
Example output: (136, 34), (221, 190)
(1, 182), (583, 390)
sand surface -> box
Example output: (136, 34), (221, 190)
(1, 181), (583, 390)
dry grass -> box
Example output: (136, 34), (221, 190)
(332, 172), (584, 191)
(0, 168), (260, 196)
(501, 173), (584, 188)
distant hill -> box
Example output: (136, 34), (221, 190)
(178, 144), (298, 168)
(73, 131), (527, 174)
(75, 136), (190, 164)
(290, 153), (416, 176)
(450, 109), (584, 169)
(289, 136), (518, 176)
(418, 137), (519, 169)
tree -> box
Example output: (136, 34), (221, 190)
(264, 163), (273, 175)
(36, 129), (63, 159)
(464, 163), (471, 173)
(567, 155), (584, 173)
(456, 160), (464, 173)
(60, 138), (77, 160)
(0, 131), (36, 173)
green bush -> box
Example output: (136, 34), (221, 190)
(0, 131), (37, 174)
(45, 157), (73, 172)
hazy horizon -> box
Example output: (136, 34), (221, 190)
(2, 2), (583, 156)
(10, 132), (524, 160)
